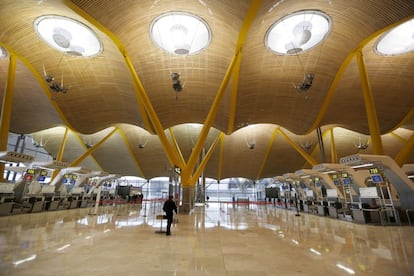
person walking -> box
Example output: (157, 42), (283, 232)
(162, 195), (178, 236)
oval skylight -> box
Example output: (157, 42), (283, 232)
(265, 10), (332, 55)
(150, 11), (212, 56)
(375, 18), (414, 56)
(34, 15), (102, 57)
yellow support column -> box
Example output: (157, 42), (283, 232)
(278, 128), (318, 166)
(124, 56), (183, 168)
(70, 128), (117, 167)
(356, 50), (384, 154)
(50, 127), (69, 182)
(186, 52), (241, 179)
(0, 55), (17, 181)
(395, 133), (414, 167)
(168, 128), (186, 168)
(187, 0), (262, 177)
(190, 133), (223, 184)
(330, 128), (338, 163)
(217, 133), (225, 181)
(227, 52), (242, 134)
(256, 128), (278, 180)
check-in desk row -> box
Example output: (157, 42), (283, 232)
(302, 197), (395, 225)
(0, 185), (92, 216)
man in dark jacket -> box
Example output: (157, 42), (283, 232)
(163, 195), (178, 235)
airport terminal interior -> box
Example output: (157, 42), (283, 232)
(1, 0), (414, 275)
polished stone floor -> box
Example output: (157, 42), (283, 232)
(0, 201), (413, 275)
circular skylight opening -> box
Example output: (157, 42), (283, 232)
(375, 18), (414, 56)
(34, 15), (102, 57)
(265, 10), (332, 55)
(150, 11), (212, 56)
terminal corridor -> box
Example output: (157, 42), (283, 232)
(1, 202), (413, 275)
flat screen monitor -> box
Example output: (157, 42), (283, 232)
(117, 186), (130, 198)
(342, 177), (351, 185)
(371, 174), (383, 183)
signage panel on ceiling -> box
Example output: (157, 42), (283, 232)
(339, 154), (361, 165)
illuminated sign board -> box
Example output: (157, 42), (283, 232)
(369, 167), (380, 175)
(371, 174), (383, 183)
(26, 168), (35, 175)
(342, 178), (351, 185)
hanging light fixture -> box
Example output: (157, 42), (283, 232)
(33, 15), (102, 57)
(150, 11), (212, 56)
(375, 18), (414, 56)
(265, 10), (332, 55)
(0, 47), (7, 58)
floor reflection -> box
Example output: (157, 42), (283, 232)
(0, 202), (413, 275)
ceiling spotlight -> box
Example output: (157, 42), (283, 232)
(85, 143), (93, 149)
(265, 10), (332, 55)
(355, 137), (368, 150)
(301, 140), (313, 151)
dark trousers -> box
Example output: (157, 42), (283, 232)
(166, 212), (173, 234)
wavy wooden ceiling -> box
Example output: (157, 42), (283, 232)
(0, 0), (413, 180)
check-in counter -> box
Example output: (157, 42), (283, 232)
(23, 195), (45, 213)
(70, 187), (86, 209)
(317, 202), (329, 216)
(0, 183), (15, 216)
(47, 197), (61, 211)
(328, 205), (338, 218)
(352, 208), (381, 224)
(304, 200), (317, 213)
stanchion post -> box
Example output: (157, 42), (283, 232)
(295, 194), (300, 217)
